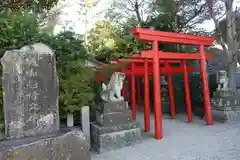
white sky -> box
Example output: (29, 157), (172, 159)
(54, 0), (110, 34)
(54, 0), (240, 35)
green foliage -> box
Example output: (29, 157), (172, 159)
(0, 10), (39, 54)
(87, 19), (145, 62)
(189, 73), (217, 107)
(0, 0), (59, 13)
(60, 62), (95, 115)
(87, 20), (126, 62)
(0, 10), (94, 121)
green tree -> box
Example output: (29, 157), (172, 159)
(60, 61), (94, 117)
(0, 0), (59, 13)
(0, 10), (94, 123)
(87, 20), (126, 62)
(0, 10), (39, 55)
(206, 0), (240, 92)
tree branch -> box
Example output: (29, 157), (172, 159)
(0, 0), (26, 8)
(206, 0), (231, 59)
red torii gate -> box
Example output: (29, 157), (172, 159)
(129, 28), (215, 139)
(114, 58), (198, 132)
(95, 28), (215, 140)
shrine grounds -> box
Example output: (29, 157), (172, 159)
(92, 112), (240, 160)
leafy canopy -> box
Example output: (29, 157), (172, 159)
(0, 0), (59, 13)
(0, 10), (94, 121)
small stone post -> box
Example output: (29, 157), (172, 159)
(81, 106), (90, 148)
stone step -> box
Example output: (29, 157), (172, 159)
(96, 101), (128, 113)
(96, 110), (132, 127)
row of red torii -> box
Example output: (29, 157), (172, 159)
(97, 28), (215, 140)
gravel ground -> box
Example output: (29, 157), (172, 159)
(91, 112), (240, 160)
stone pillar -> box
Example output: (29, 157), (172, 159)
(0, 43), (90, 160)
(91, 101), (142, 153)
(161, 76), (170, 114)
(81, 106), (91, 148)
(1, 45), (59, 139)
(211, 70), (240, 122)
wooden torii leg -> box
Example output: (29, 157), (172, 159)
(164, 61), (176, 119)
(183, 60), (192, 123)
(168, 75), (176, 119)
(137, 78), (142, 111)
(122, 82), (127, 100)
(199, 45), (213, 125)
(144, 59), (150, 132)
(152, 41), (162, 140)
(131, 63), (137, 120)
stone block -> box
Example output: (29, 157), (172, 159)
(0, 128), (91, 160)
(212, 109), (240, 123)
(211, 90), (240, 123)
(96, 110), (132, 127)
(81, 106), (91, 148)
(91, 121), (142, 153)
(1, 43), (59, 139)
(96, 101), (128, 113)
(162, 102), (170, 114)
(213, 90), (235, 97)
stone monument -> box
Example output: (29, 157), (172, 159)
(160, 76), (170, 114)
(0, 43), (90, 160)
(211, 70), (240, 123)
(91, 72), (142, 153)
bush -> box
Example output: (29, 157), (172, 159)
(59, 61), (95, 118)
(0, 10), (95, 122)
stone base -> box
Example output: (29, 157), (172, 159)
(211, 90), (240, 123)
(162, 102), (170, 114)
(0, 128), (90, 160)
(193, 107), (205, 119)
(91, 121), (142, 153)
(96, 101), (132, 127)
(212, 108), (240, 123)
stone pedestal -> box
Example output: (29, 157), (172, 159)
(91, 101), (142, 153)
(211, 90), (240, 123)
(161, 85), (170, 114)
(0, 128), (90, 160)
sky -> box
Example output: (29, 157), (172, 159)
(54, 0), (110, 35)
(54, 0), (240, 35)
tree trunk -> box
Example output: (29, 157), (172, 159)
(225, 0), (237, 93)
(228, 61), (237, 93)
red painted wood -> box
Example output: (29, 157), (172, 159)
(152, 41), (162, 140)
(122, 82), (127, 101)
(132, 28), (215, 46)
(125, 66), (196, 75)
(128, 77), (132, 109)
(123, 57), (182, 64)
(144, 59), (150, 132)
(137, 78), (142, 111)
(141, 51), (212, 60)
(199, 45), (213, 125)
(164, 61), (176, 119)
(182, 60), (192, 123)
(131, 63), (137, 120)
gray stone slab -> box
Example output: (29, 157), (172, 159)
(81, 106), (91, 148)
(212, 109), (240, 123)
(0, 128), (90, 160)
(91, 123), (142, 154)
(1, 44), (59, 139)
(91, 121), (141, 134)
(162, 102), (170, 114)
(96, 110), (132, 127)
(96, 101), (128, 113)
